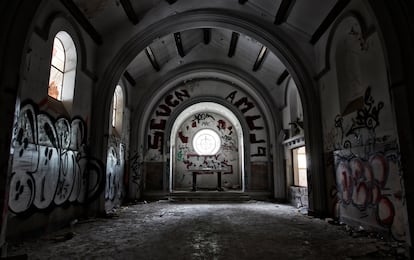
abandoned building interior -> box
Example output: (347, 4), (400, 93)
(1, 0), (414, 258)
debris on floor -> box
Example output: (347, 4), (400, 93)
(6, 201), (410, 259)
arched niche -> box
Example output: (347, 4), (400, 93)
(170, 102), (245, 192)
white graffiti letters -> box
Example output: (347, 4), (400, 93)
(9, 102), (104, 214)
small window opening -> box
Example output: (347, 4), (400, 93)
(192, 129), (221, 155)
(48, 37), (65, 100)
(111, 85), (124, 133)
(112, 91), (118, 128)
(293, 146), (307, 187)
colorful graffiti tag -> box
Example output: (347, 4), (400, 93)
(334, 144), (407, 241)
(328, 85), (409, 242)
(9, 102), (104, 215)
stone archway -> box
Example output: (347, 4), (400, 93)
(93, 9), (325, 215)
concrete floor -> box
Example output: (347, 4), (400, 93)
(8, 201), (407, 259)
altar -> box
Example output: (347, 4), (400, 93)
(189, 168), (226, 191)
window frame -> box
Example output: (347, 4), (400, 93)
(292, 146), (307, 187)
(47, 31), (77, 115)
(48, 37), (66, 100)
(111, 85), (124, 134)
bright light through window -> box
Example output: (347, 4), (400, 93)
(192, 129), (221, 155)
(48, 37), (65, 100)
(111, 85), (123, 132)
(298, 153), (307, 169)
(293, 146), (307, 187)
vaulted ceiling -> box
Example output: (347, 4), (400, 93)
(66, 0), (351, 110)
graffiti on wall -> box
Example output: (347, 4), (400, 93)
(145, 85), (269, 190)
(105, 139), (125, 206)
(174, 112), (240, 189)
(147, 87), (268, 161)
(126, 144), (145, 199)
(130, 148), (143, 189)
(183, 154), (233, 173)
(8, 102), (104, 215)
(225, 91), (267, 158)
(329, 87), (386, 151)
(147, 89), (191, 160)
(327, 87), (408, 242)
(334, 143), (407, 241)
(178, 112), (236, 173)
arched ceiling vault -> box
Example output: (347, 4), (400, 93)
(77, 1), (346, 189)
(67, 0), (348, 118)
(126, 27), (287, 108)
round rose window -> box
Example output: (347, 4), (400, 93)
(192, 129), (221, 155)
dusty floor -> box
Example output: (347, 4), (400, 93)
(7, 201), (408, 259)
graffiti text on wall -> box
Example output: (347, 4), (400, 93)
(9, 102), (104, 215)
(182, 153), (233, 174)
(334, 143), (407, 241)
(147, 88), (268, 160)
(226, 91), (267, 157)
(148, 89), (191, 159)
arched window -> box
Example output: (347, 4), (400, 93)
(48, 31), (77, 107)
(48, 37), (65, 99)
(111, 85), (124, 133)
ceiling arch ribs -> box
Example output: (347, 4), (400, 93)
(277, 69), (290, 85)
(310, 0), (351, 44)
(60, 0), (102, 44)
(173, 32), (186, 57)
(274, 0), (296, 25)
(252, 45), (268, 71)
(228, 32), (240, 58)
(119, 0), (139, 25)
(91, 8), (316, 152)
(123, 70), (136, 86)
(145, 46), (161, 72)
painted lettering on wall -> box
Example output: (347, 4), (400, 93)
(334, 143), (408, 241)
(9, 102), (104, 215)
(147, 88), (268, 162)
(148, 89), (191, 159)
(226, 91), (267, 159)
